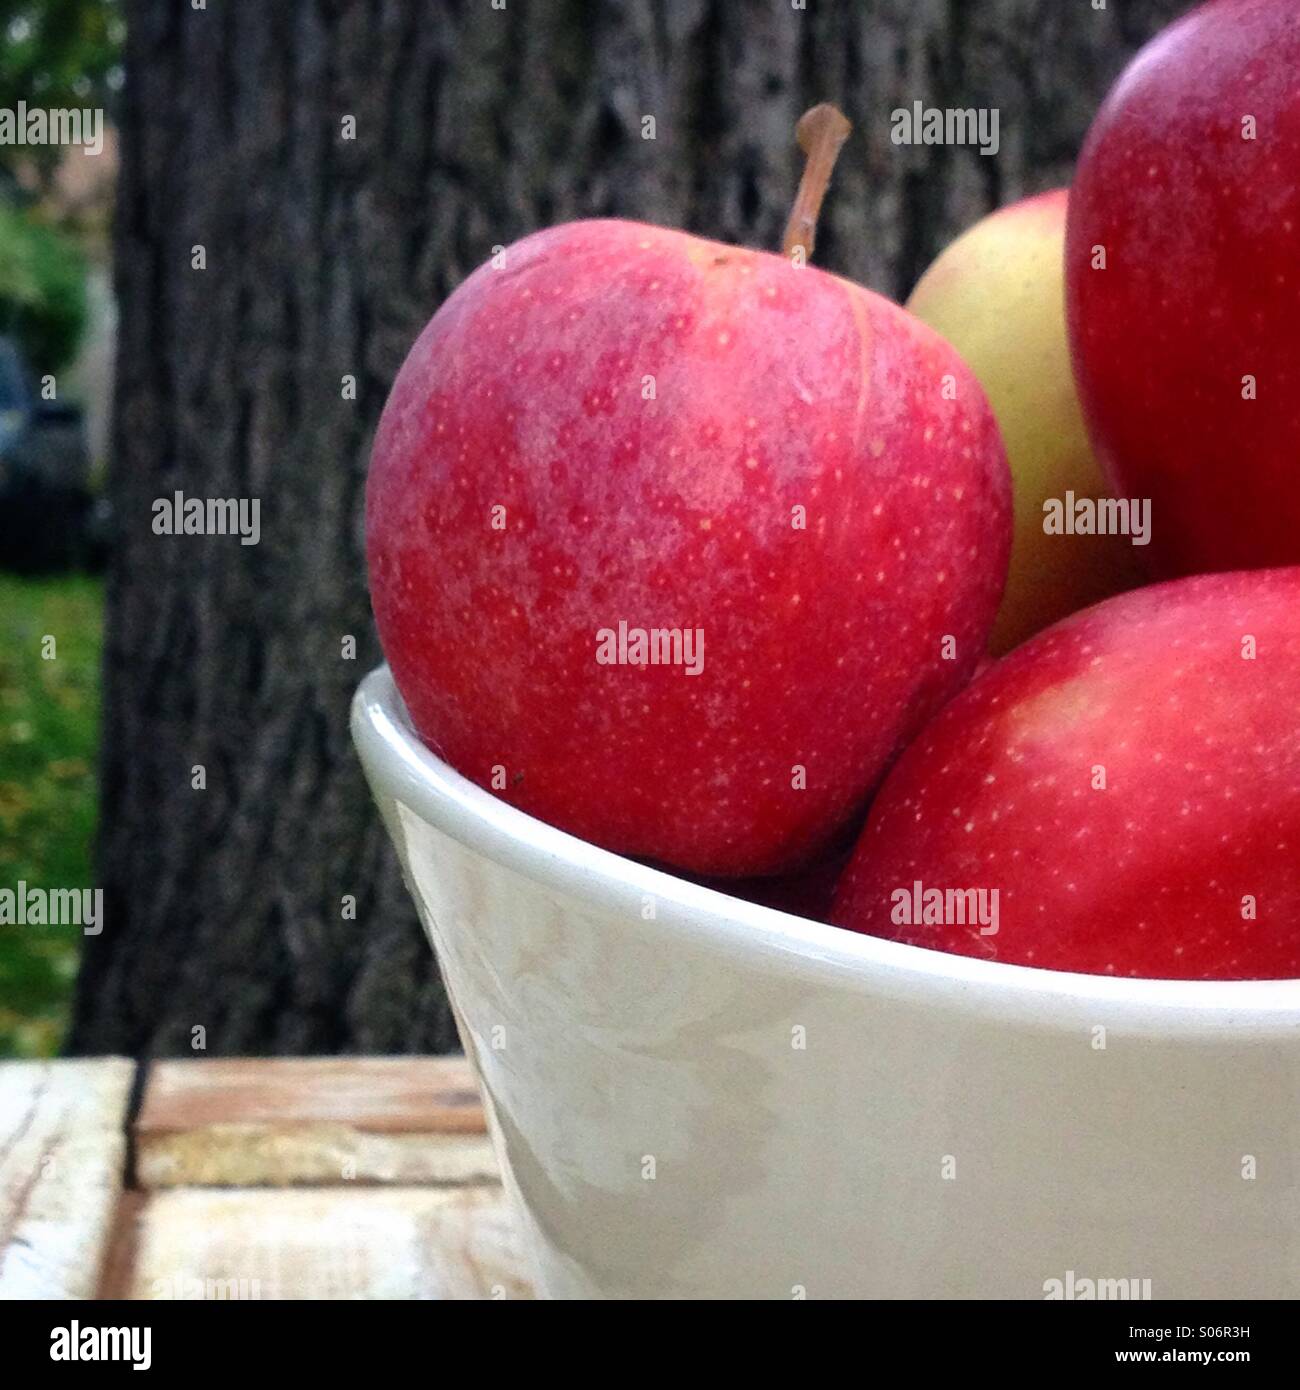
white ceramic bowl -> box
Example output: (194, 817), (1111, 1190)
(353, 665), (1300, 1300)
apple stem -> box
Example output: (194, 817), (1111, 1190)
(781, 103), (853, 263)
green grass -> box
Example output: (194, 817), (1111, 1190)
(0, 572), (103, 1057)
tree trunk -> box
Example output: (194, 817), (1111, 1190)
(70, 0), (1193, 1056)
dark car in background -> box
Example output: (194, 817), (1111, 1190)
(0, 334), (104, 572)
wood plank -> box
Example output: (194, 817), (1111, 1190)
(0, 1057), (134, 1299)
(138, 1057), (485, 1132)
(134, 1057), (498, 1187)
(135, 1124), (500, 1188)
(127, 1187), (534, 1299)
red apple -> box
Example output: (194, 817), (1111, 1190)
(683, 841), (854, 924)
(367, 108), (1011, 877)
(833, 569), (1300, 979)
(1066, 0), (1300, 577)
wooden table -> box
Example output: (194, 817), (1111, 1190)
(0, 1057), (534, 1299)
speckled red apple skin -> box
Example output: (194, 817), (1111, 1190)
(1066, 0), (1300, 577)
(367, 219), (1010, 876)
(833, 569), (1300, 980)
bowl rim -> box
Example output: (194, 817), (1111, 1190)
(352, 664), (1300, 1034)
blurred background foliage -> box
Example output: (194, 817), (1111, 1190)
(0, 0), (122, 160)
(0, 203), (87, 373)
(0, 574), (101, 1055)
(0, 0), (120, 1056)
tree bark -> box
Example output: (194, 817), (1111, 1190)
(71, 0), (1193, 1056)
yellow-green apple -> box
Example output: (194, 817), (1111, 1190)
(1067, 0), (1300, 577)
(833, 568), (1300, 979)
(909, 190), (1144, 653)
(367, 107), (1012, 877)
